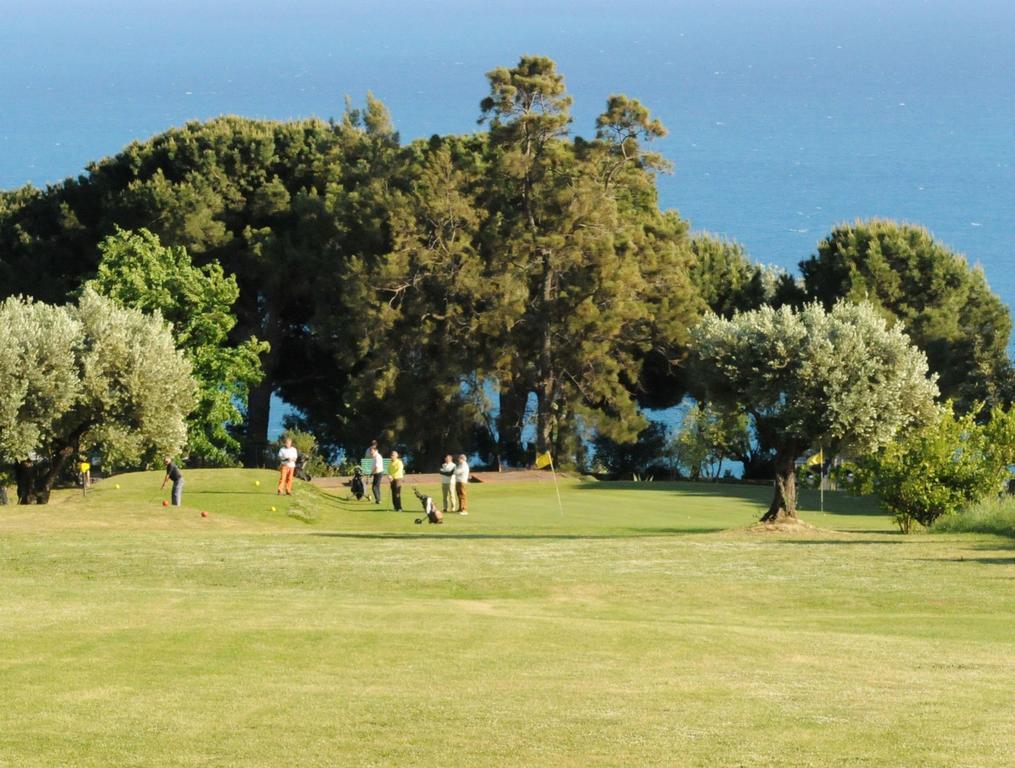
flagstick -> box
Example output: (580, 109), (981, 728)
(819, 446), (824, 514)
(548, 456), (564, 517)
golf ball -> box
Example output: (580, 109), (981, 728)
(255, 480), (261, 487)
(115, 484), (120, 489)
(270, 506), (277, 512)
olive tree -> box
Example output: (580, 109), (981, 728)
(690, 301), (938, 522)
(0, 289), (196, 502)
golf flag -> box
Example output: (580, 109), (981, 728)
(805, 451), (822, 466)
(534, 450), (564, 516)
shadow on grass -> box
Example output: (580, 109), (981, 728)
(574, 482), (889, 519)
(915, 556), (1015, 565)
(308, 527), (724, 541)
(769, 536), (916, 545)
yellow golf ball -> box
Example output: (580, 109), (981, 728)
(270, 506), (277, 512)
(254, 480), (261, 487)
(114, 484), (120, 489)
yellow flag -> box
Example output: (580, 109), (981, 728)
(805, 451), (822, 466)
(534, 451), (553, 469)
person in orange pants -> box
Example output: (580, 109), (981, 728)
(277, 437), (297, 495)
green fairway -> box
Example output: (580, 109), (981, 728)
(1, 471), (1013, 767)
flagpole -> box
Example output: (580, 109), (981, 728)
(819, 446), (824, 514)
(548, 455), (564, 517)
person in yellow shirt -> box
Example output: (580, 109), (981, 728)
(388, 451), (405, 511)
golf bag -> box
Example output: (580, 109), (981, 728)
(350, 466), (365, 500)
(413, 487), (443, 524)
(295, 457), (312, 482)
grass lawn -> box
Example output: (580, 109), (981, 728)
(1, 470), (1013, 767)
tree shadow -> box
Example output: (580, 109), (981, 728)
(573, 482), (888, 520)
(308, 527), (725, 541)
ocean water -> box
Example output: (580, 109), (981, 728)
(2, 0), (1013, 440)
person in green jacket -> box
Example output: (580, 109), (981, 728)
(388, 451), (405, 511)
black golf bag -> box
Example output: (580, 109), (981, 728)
(413, 488), (443, 524)
(350, 466), (365, 500)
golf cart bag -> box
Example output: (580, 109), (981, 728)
(413, 488), (443, 524)
(350, 466), (365, 500)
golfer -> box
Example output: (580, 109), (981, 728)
(277, 437), (297, 496)
(454, 454), (470, 515)
(439, 454), (457, 513)
(367, 443), (384, 504)
(161, 456), (184, 506)
(388, 450), (404, 511)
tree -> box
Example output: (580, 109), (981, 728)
(690, 301), (938, 522)
(858, 404), (1015, 533)
(477, 55), (700, 459)
(320, 134), (497, 467)
(0, 114), (370, 465)
(799, 220), (1012, 410)
(86, 227), (267, 465)
(592, 420), (670, 478)
(688, 235), (788, 318)
(670, 402), (750, 480)
(0, 290), (196, 503)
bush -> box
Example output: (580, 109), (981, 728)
(273, 429), (332, 477)
(860, 404), (1015, 533)
(933, 496), (1015, 538)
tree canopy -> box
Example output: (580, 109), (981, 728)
(799, 220), (1012, 411)
(690, 301), (939, 522)
(2, 60), (1012, 479)
(0, 289), (196, 502)
(86, 227), (267, 465)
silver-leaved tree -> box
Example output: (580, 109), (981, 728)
(690, 301), (939, 522)
(0, 289), (196, 503)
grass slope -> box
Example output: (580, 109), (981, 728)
(1, 470), (1013, 767)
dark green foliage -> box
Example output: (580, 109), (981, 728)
(592, 421), (671, 478)
(799, 220), (1013, 410)
(86, 228), (267, 465)
(0, 113), (378, 464)
(477, 56), (701, 456)
(689, 235), (781, 318)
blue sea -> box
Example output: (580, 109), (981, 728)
(3, 0), (1014, 439)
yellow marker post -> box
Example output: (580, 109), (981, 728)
(536, 451), (564, 517)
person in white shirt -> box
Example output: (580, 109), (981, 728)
(439, 454), (457, 513)
(367, 443), (384, 504)
(277, 437), (298, 496)
(454, 454), (470, 515)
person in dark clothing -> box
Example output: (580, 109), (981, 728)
(15, 459), (33, 505)
(161, 456), (184, 506)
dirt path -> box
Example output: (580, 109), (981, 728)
(311, 469), (572, 490)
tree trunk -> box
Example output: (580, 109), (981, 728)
(34, 447), (75, 504)
(535, 251), (557, 455)
(535, 382), (556, 455)
(245, 377), (273, 468)
(761, 446), (799, 522)
(496, 381), (529, 467)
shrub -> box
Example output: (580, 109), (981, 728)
(933, 496), (1015, 538)
(861, 404), (1015, 533)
